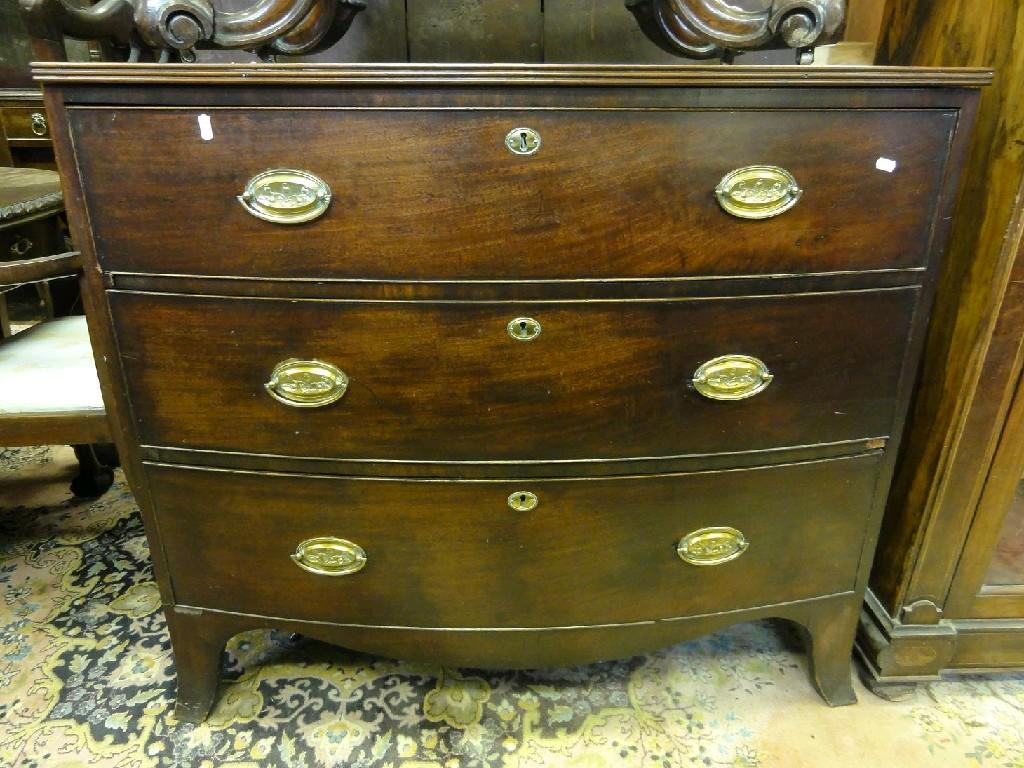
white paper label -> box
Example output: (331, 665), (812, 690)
(198, 113), (213, 141)
(875, 157), (898, 173)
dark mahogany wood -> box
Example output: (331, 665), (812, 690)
(109, 288), (916, 462)
(72, 106), (955, 281)
(148, 454), (881, 628)
(34, 64), (986, 722)
(165, 591), (863, 721)
(856, 0), (1024, 688)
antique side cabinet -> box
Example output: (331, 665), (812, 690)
(32, 61), (987, 721)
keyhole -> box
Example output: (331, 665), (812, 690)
(508, 317), (541, 341)
(506, 127), (540, 156)
(508, 491), (538, 511)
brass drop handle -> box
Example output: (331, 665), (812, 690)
(715, 165), (802, 220)
(292, 537), (367, 576)
(30, 112), (48, 136)
(265, 359), (349, 408)
(677, 526), (749, 566)
(692, 354), (773, 401)
(239, 168), (332, 224)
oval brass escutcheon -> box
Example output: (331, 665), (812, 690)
(692, 354), (773, 401)
(505, 127), (542, 156)
(508, 491), (539, 512)
(265, 359), (349, 408)
(677, 526), (749, 566)
(715, 165), (802, 220)
(238, 168), (332, 224)
(291, 537), (367, 576)
(30, 112), (47, 136)
(508, 317), (542, 341)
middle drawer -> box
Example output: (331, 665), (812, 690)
(110, 288), (916, 464)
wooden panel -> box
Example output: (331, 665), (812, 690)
(407, 0), (542, 63)
(543, 0), (681, 63)
(949, 620), (1024, 669)
(109, 288), (917, 463)
(0, 3), (34, 89)
(148, 453), (881, 627)
(842, 0), (886, 44)
(869, 0), (1024, 619)
(291, 0), (408, 63)
(0, 411), (110, 446)
(72, 107), (957, 281)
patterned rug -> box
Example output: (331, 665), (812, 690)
(2, 446), (1024, 768)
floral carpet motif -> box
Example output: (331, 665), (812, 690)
(2, 446), (1024, 768)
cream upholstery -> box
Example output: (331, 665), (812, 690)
(0, 316), (104, 414)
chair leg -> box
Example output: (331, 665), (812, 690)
(0, 293), (10, 338)
(70, 444), (114, 498)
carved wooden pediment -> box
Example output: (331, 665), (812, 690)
(19, 0), (845, 62)
(19, 0), (366, 60)
(627, 0), (845, 61)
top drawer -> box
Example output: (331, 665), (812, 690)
(71, 107), (955, 281)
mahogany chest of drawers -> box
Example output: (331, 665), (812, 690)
(36, 62), (986, 722)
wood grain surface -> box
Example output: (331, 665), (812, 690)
(870, 0), (1024, 617)
(72, 107), (955, 280)
(109, 289), (917, 463)
(148, 454), (881, 627)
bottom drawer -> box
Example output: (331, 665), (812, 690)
(149, 454), (881, 628)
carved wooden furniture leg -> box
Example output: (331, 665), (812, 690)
(165, 607), (238, 724)
(802, 596), (859, 706)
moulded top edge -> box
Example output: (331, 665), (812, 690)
(30, 62), (994, 89)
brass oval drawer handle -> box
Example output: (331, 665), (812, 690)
(265, 359), (349, 408)
(505, 127), (541, 156)
(30, 112), (48, 136)
(715, 165), (802, 220)
(508, 491), (539, 512)
(677, 526), (749, 566)
(508, 317), (542, 341)
(239, 168), (332, 224)
(693, 354), (773, 401)
(292, 537), (367, 576)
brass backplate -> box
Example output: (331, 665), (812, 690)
(692, 354), (773, 401)
(715, 165), (802, 220)
(505, 127), (542, 156)
(238, 168), (332, 224)
(291, 537), (367, 576)
(508, 317), (542, 341)
(508, 491), (539, 512)
(677, 526), (749, 566)
(265, 359), (349, 408)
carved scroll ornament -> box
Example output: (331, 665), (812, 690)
(19, 0), (365, 60)
(627, 0), (845, 61)
(19, 0), (843, 63)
